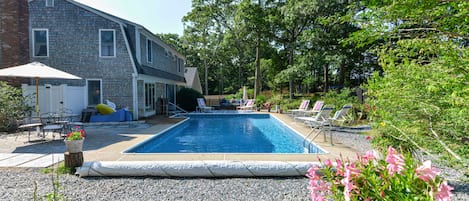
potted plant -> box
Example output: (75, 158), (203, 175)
(64, 126), (85, 153)
(263, 102), (273, 112)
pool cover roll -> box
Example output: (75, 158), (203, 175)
(76, 161), (319, 177)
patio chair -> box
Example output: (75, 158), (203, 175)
(289, 100), (310, 117)
(40, 112), (64, 140)
(297, 100), (324, 117)
(237, 99), (256, 110)
(196, 98), (214, 113)
(16, 118), (42, 142)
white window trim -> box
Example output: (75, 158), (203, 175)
(46, 0), (54, 7)
(146, 38), (152, 63)
(99, 29), (116, 58)
(32, 28), (49, 58)
(177, 58), (181, 73)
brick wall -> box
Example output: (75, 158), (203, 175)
(0, 0), (30, 86)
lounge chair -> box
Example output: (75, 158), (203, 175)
(296, 100), (324, 117)
(289, 100), (310, 117)
(237, 99), (255, 110)
(328, 103), (353, 127)
(196, 98), (214, 113)
(296, 104), (336, 145)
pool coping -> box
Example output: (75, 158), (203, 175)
(79, 112), (364, 177)
(123, 113), (328, 155)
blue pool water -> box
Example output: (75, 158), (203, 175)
(125, 114), (324, 154)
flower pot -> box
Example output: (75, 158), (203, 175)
(64, 139), (84, 153)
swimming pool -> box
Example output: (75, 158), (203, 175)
(125, 114), (324, 154)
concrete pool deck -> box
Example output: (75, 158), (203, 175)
(1, 112), (370, 175)
(82, 113), (364, 162)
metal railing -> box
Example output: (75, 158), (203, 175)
(167, 102), (188, 116)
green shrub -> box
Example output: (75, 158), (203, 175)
(0, 81), (30, 132)
(366, 38), (468, 170)
(176, 87), (204, 111)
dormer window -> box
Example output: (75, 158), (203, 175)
(46, 0), (54, 7)
(147, 39), (152, 63)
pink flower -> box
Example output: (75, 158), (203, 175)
(324, 159), (333, 167)
(335, 159), (345, 176)
(435, 181), (453, 201)
(341, 164), (358, 201)
(306, 165), (321, 180)
(307, 165), (331, 201)
(415, 160), (440, 182)
(362, 150), (377, 164)
(385, 146), (405, 175)
(348, 163), (361, 176)
(365, 136), (372, 141)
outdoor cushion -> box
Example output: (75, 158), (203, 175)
(90, 109), (125, 122)
(96, 103), (115, 115)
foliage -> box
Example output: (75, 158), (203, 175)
(181, 0), (371, 96)
(64, 127), (85, 141)
(37, 162), (68, 200)
(41, 162), (71, 175)
(307, 146), (453, 201)
(347, 0), (469, 170)
(321, 88), (358, 111)
(254, 94), (266, 107)
(0, 81), (31, 132)
(176, 87), (204, 111)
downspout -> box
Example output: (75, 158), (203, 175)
(120, 24), (139, 120)
(132, 73), (138, 119)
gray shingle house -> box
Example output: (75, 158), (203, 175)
(28, 0), (186, 119)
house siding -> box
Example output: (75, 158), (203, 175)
(139, 33), (184, 79)
(29, 0), (135, 108)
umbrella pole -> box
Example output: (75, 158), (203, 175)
(35, 77), (39, 115)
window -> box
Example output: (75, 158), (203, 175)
(145, 83), (156, 111)
(146, 39), (152, 63)
(99, 29), (115, 57)
(87, 80), (102, 106)
(32, 29), (48, 57)
(46, 0), (54, 7)
(177, 58), (182, 73)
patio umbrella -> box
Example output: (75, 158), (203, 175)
(242, 86), (248, 101)
(0, 62), (82, 114)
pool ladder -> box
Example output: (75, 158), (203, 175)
(303, 124), (333, 153)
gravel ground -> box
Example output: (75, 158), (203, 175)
(0, 131), (467, 200)
(0, 168), (310, 201)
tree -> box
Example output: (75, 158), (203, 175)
(348, 0), (469, 167)
(0, 81), (31, 132)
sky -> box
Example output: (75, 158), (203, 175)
(75, 0), (192, 36)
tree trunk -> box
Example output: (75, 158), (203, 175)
(254, 32), (261, 99)
(323, 64), (329, 93)
(338, 62), (346, 89)
(64, 151), (83, 170)
(288, 45), (294, 99)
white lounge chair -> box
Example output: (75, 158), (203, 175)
(297, 100), (324, 117)
(296, 104), (335, 145)
(237, 99), (255, 110)
(289, 100), (310, 117)
(196, 98), (214, 113)
(328, 103), (353, 127)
